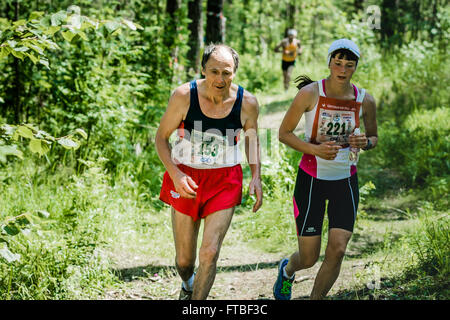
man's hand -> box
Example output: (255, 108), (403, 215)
(172, 172), (198, 199)
(249, 177), (263, 212)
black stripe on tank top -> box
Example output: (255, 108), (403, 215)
(182, 80), (243, 145)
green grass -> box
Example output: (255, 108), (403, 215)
(0, 157), (174, 299)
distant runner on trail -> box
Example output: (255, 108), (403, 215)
(273, 39), (378, 300)
(156, 44), (263, 300)
(274, 29), (303, 91)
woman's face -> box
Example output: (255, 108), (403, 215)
(329, 55), (357, 83)
(202, 48), (235, 95)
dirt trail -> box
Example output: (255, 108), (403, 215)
(259, 109), (305, 135)
(103, 240), (370, 300)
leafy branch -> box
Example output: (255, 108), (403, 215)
(0, 9), (143, 67)
(0, 124), (87, 162)
(0, 8), (142, 163)
(0, 210), (50, 263)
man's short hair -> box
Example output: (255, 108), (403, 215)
(201, 44), (240, 72)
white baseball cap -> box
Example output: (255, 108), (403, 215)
(287, 29), (297, 36)
(327, 39), (360, 65)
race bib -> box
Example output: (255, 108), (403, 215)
(172, 129), (241, 167)
(316, 108), (356, 146)
(191, 130), (227, 165)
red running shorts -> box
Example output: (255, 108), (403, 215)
(159, 164), (243, 221)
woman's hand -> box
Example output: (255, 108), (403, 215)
(313, 141), (342, 160)
(349, 132), (368, 149)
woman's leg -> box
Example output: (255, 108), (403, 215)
(285, 235), (321, 277)
(310, 228), (352, 300)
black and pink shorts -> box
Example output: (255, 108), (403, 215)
(293, 168), (359, 236)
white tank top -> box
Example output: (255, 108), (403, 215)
(300, 79), (365, 180)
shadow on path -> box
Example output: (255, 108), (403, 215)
(113, 261), (280, 282)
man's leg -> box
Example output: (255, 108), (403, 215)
(285, 65), (295, 90)
(192, 207), (234, 300)
(284, 235), (321, 277)
(171, 208), (201, 284)
(283, 70), (289, 90)
(310, 228), (352, 300)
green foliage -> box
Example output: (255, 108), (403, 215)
(0, 123), (85, 162)
(234, 53), (280, 93)
(377, 41), (449, 125)
(409, 208), (449, 278)
(0, 9), (141, 67)
(0, 158), (118, 299)
(377, 0), (449, 50)
(377, 107), (449, 184)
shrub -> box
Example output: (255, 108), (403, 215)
(407, 204), (449, 278)
(377, 107), (449, 185)
(234, 53), (280, 93)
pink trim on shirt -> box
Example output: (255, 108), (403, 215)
(352, 84), (358, 100)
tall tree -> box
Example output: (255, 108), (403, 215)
(165, 0), (181, 54)
(164, 0), (181, 81)
(187, 0), (203, 76)
(205, 0), (224, 44)
(380, 0), (399, 47)
(4, 0), (23, 123)
(353, 0), (364, 12)
(286, 0), (298, 30)
(239, 0), (249, 53)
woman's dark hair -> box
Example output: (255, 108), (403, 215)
(295, 48), (359, 90)
(201, 43), (240, 72)
(329, 48), (359, 65)
(295, 75), (315, 90)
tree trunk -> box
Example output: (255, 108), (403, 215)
(286, 1), (297, 29)
(165, 0), (181, 80)
(353, 0), (364, 13)
(166, 0), (180, 16)
(187, 0), (203, 77)
(430, 0), (438, 41)
(380, 0), (398, 47)
(13, 0), (22, 123)
(205, 0), (224, 44)
(165, 0), (181, 53)
(239, 0), (249, 53)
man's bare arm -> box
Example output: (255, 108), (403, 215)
(155, 84), (198, 198)
(242, 92), (263, 212)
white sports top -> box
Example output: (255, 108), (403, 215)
(300, 79), (365, 180)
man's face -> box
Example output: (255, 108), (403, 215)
(202, 48), (235, 94)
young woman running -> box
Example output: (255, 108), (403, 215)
(273, 39), (378, 300)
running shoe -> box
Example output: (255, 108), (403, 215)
(179, 272), (195, 300)
(273, 258), (295, 300)
(178, 286), (193, 300)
